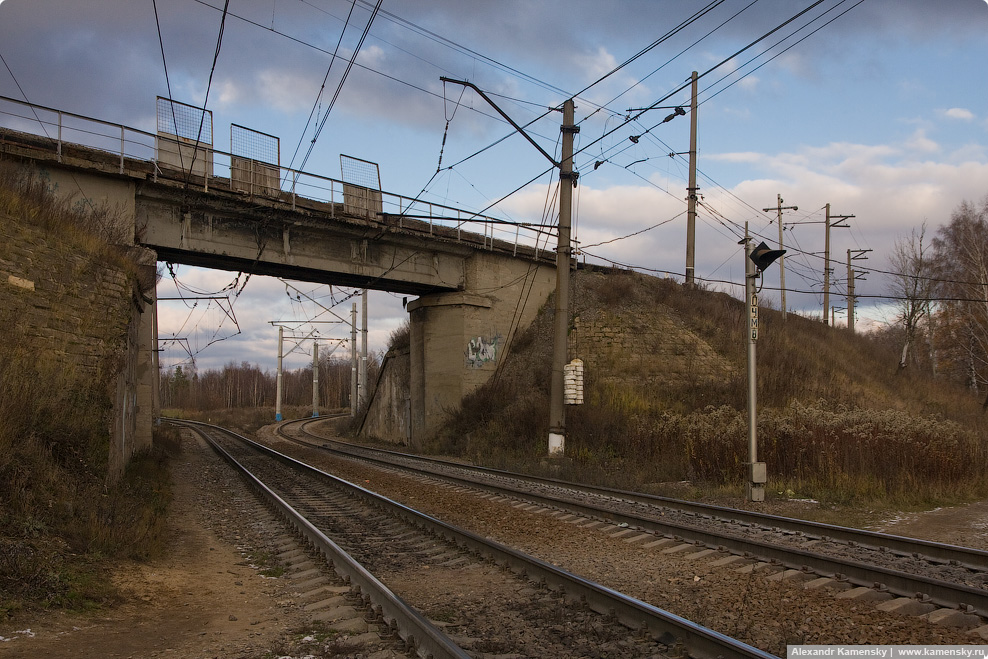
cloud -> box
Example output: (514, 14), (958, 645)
(943, 107), (975, 121)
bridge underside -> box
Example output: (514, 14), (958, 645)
(137, 180), (467, 296)
(1, 127), (558, 449)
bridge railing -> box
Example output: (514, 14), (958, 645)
(0, 95), (555, 260)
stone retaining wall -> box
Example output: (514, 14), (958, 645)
(0, 212), (153, 478)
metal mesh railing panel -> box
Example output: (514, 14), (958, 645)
(340, 154), (381, 190)
(231, 123), (279, 166)
(156, 97), (212, 144)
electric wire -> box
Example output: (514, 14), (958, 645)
(286, 0), (359, 175)
(152, 0), (184, 173)
(699, 0), (868, 106)
(298, 0), (384, 174)
(185, 0), (230, 186)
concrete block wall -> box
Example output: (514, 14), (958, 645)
(359, 348), (411, 444)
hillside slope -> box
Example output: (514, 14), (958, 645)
(433, 268), (986, 506)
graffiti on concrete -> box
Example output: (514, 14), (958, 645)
(465, 333), (500, 368)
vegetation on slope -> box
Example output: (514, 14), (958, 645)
(0, 165), (172, 618)
(430, 268), (987, 508)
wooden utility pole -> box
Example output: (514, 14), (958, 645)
(685, 71), (698, 287)
(762, 194), (797, 319)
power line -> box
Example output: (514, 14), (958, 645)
(572, 0), (730, 104)
(151, 0), (184, 172)
(299, 0), (384, 173)
(287, 0), (359, 174)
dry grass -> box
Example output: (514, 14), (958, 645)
(430, 268), (988, 509)
(0, 166), (170, 618)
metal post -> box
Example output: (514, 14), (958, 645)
(745, 224), (766, 502)
(761, 196), (796, 319)
(312, 341), (319, 417)
(685, 71), (698, 287)
(822, 204), (854, 325)
(548, 99), (576, 456)
(823, 203), (831, 325)
(351, 303), (358, 416)
(275, 326), (284, 422)
(360, 289), (368, 409)
(846, 250), (852, 331)
(777, 195), (786, 319)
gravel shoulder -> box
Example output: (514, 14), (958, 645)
(3, 423), (987, 658)
(269, 424), (988, 655)
(0, 432), (311, 659)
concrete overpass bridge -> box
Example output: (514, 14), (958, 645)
(0, 95), (559, 459)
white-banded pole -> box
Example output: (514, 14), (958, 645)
(360, 289), (368, 409)
(744, 225), (764, 502)
(275, 325), (284, 422)
(745, 227), (757, 468)
(351, 302), (357, 416)
(312, 341), (319, 418)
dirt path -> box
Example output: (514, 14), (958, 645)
(0, 433), (310, 659)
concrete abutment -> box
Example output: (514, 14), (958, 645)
(3, 132), (558, 460)
(406, 253), (555, 445)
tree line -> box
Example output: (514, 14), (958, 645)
(887, 194), (988, 407)
(159, 354), (379, 411)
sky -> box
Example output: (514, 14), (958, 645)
(1, 0), (986, 373)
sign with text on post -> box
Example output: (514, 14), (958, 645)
(750, 292), (758, 341)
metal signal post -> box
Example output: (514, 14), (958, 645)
(742, 225), (785, 502)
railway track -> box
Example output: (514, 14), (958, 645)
(276, 416), (988, 632)
(173, 419), (779, 659)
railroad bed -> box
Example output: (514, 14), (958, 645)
(174, 419), (777, 659)
(260, 416), (988, 653)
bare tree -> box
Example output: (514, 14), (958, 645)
(933, 195), (988, 407)
(887, 223), (937, 371)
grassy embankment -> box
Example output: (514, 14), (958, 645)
(0, 165), (173, 618)
(429, 269), (987, 512)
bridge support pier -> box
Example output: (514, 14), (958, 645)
(408, 292), (493, 448)
(406, 252), (556, 447)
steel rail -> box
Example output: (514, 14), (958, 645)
(292, 419), (988, 572)
(284, 420), (988, 619)
(177, 420), (471, 659)
(184, 419), (779, 659)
